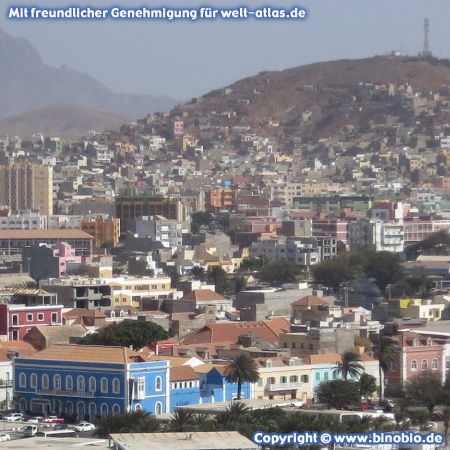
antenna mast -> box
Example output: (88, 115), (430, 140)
(423, 18), (430, 54)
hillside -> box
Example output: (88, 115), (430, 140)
(0, 29), (178, 120)
(176, 55), (450, 139)
(0, 105), (129, 139)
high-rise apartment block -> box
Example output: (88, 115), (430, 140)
(0, 163), (53, 215)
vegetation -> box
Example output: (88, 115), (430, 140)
(258, 260), (303, 286)
(405, 372), (445, 413)
(80, 320), (174, 351)
(191, 211), (213, 234)
(334, 351), (364, 381)
(359, 373), (377, 399)
(95, 410), (161, 438)
(223, 353), (260, 400)
(315, 380), (361, 409)
(372, 335), (400, 401)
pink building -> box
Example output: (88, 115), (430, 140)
(385, 330), (447, 393)
(0, 303), (63, 340)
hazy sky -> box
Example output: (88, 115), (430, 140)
(1, 0), (449, 100)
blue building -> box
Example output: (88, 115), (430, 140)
(196, 365), (251, 403)
(13, 344), (169, 420)
(308, 353), (346, 401)
(169, 365), (201, 412)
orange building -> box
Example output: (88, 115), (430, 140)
(81, 216), (120, 249)
(205, 188), (235, 210)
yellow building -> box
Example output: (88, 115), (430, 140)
(254, 357), (312, 403)
(106, 276), (182, 308)
(81, 216), (120, 248)
(0, 163), (53, 215)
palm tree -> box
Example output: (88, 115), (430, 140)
(214, 401), (254, 431)
(224, 353), (260, 400)
(95, 410), (160, 438)
(372, 335), (399, 402)
(168, 408), (198, 432)
(334, 351), (364, 381)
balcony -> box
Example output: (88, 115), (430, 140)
(267, 382), (302, 391)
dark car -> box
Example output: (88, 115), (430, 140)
(53, 423), (69, 430)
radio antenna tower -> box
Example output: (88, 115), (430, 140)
(422, 18), (432, 57)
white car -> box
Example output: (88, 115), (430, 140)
(26, 416), (42, 423)
(0, 433), (10, 441)
(4, 413), (23, 422)
(74, 422), (95, 432)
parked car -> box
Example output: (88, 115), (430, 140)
(4, 413), (23, 422)
(26, 416), (43, 423)
(74, 422), (95, 432)
(42, 416), (65, 423)
(0, 433), (10, 441)
(53, 423), (69, 430)
(23, 425), (38, 437)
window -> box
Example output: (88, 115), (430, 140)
(315, 373), (321, 381)
(101, 377), (108, 393)
(266, 361), (272, 368)
(26, 314), (33, 322)
(19, 373), (26, 388)
(113, 378), (120, 394)
(30, 373), (37, 388)
(77, 376), (85, 391)
(12, 315), (18, 326)
(101, 404), (108, 416)
(280, 376), (287, 384)
(37, 313), (44, 321)
(42, 374), (49, 389)
(113, 404), (120, 414)
(427, 338), (433, 346)
(51, 313), (58, 324)
(290, 376), (298, 383)
(135, 378), (145, 399)
(411, 360), (418, 371)
(155, 402), (162, 415)
(324, 372), (329, 381)
(257, 379), (263, 387)
(301, 375), (309, 383)
(422, 359), (428, 371)
(89, 377), (96, 392)
(432, 358), (439, 370)
(66, 375), (73, 390)
(54, 375), (61, 389)
(413, 339), (420, 347)
(267, 377), (276, 385)
(155, 376), (162, 391)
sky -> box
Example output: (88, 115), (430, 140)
(0, 0), (449, 101)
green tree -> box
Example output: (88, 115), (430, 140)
(334, 351), (364, 381)
(405, 372), (443, 413)
(259, 260), (303, 286)
(95, 410), (160, 438)
(214, 401), (255, 431)
(207, 266), (233, 295)
(312, 255), (354, 292)
(361, 251), (404, 293)
(316, 380), (361, 409)
(359, 373), (377, 399)
(239, 256), (267, 272)
(167, 409), (199, 432)
(80, 320), (173, 351)
(224, 354), (260, 400)
(372, 335), (399, 402)
(189, 266), (207, 281)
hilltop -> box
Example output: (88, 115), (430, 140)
(175, 55), (450, 140)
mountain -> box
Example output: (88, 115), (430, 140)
(0, 29), (178, 120)
(176, 55), (450, 139)
(0, 105), (130, 139)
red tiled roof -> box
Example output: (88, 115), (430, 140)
(180, 318), (291, 345)
(291, 295), (329, 307)
(170, 365), (200, 382)
(307, 353), (342, 365)
(181, 290), (227, 302)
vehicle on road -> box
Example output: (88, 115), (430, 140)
(53, 423), (69, 430)
(42, 416), (65, 423)
(26, 416), (43, 423)
(4, 413), (23, 422)
(74, 422), (95, 432)
(23, 425), (38, 437)
(0, 433), (10, 441)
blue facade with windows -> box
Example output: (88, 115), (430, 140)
(199, 367), (251, 403)
(13, 345), (169, 420)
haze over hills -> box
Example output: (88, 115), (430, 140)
(0, 105), (130, 140)
(0, 29), (178, 122)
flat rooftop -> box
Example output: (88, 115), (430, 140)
(110, 432), (257, 450)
